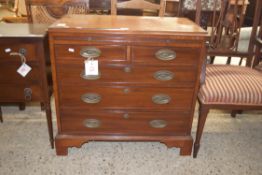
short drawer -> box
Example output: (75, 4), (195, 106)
(132, 46), (199, 66)
(59, 86), (194, 111)
(0, 62), (39, 84)
(54, 44), (127, 63)
(0, 85), (42, 102)
(0, 43), (37, 61)
(59, 109), (191, 135)
(56, 61), (197, 87)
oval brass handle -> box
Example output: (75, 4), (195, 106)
(155, 49), (176, 61)
(83, 119), (101, 128)
(80, 70), (100, 80)
(24, 88), (32, 101)
(19, 48), (27, 55)
(81, 93), (101, 104)
(149, 120), (167, 128)
(80, 47), (101, 58)
(152, 94), (171, 104)
(153, 70), (174, 81)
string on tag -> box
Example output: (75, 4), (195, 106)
(10, 52), (32, 77)
(10, 52), (27, 64)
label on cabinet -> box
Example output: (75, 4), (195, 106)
(84, 60), (99, 76)
(17, 63), (32, 77)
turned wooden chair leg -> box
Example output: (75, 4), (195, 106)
(239, 57), (244, 65)
(0, 107), (3, 123)
(209, 56), (215, 64)
(18, 103), (26, 111)
(193, 105), (209, 158)
(226, 57), (231, 65)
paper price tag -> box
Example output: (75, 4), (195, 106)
(5, 48), (11, 53)
(85, 60), (99, 76)
(68, 48), (75, 53)
(17, 63), (32, 77)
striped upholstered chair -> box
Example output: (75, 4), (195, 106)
(193, 0), (262, 158)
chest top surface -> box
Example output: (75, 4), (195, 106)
(0, 24), (49, 38)
(48, 15), (207, 36)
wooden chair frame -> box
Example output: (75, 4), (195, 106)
(110, 0), (166, 16)
(193, 0), (262, 158)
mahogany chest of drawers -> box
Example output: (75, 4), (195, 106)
(48, 15), (207, 156)
(0, 24), (53, 148)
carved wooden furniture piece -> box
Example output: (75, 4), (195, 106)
(182, 0), (250, 64)
(193, 0), (262, 158)
(48, 14), (207, 156)
(25, 0), (91, 24)
(1, 0), (28, 23)
(111, 0), (166, 16)
(0, 24), (54, 148)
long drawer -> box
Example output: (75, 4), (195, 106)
(59, 86), (194, 110)
(0, 85), (42, 102)
(132, 46), (200, 66)
(54, 44), (127, 63)
(56, 62), (197, 87)
(0, 43), (37, 61)
(0, 62), (39, 85)
(59, 109), (191, 135)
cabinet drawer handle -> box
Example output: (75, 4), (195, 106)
(155, 49), (176, 61)
(80, 70), (100, 80)
(24, 88), (32, 101)
(19, 48), (27, 55)
(83, 119), (101, 128)
(153, 70), (174, 81)
(81, 93), (101, 104)
(149, 120), (167, 128)
(80, 47), (101, 58)
(152, 94), (171, 104)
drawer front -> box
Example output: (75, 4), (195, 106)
(0, 85), (42, 102)
(132, 46), (199, 66)
(54, 44), (127, 63)
(59, 86), (194, 110)
(56, 62), (197, 87)
(60, 109), (191, 135)
(0, 43), (37, 61)
(0, 62), (39, 84)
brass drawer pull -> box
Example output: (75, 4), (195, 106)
(81, 93), (101, 104)
(149, 120), (167, 128)
(19, 48), (27, 55)
(153, 70), (174, 81)
(80, 47), (101, 58)
(152, 94), (171, 104)
(83, 119), (101, 128)
(155, 49), (176, 61)
(80, 70), (100, 80)
(24, 88), (32, 101)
